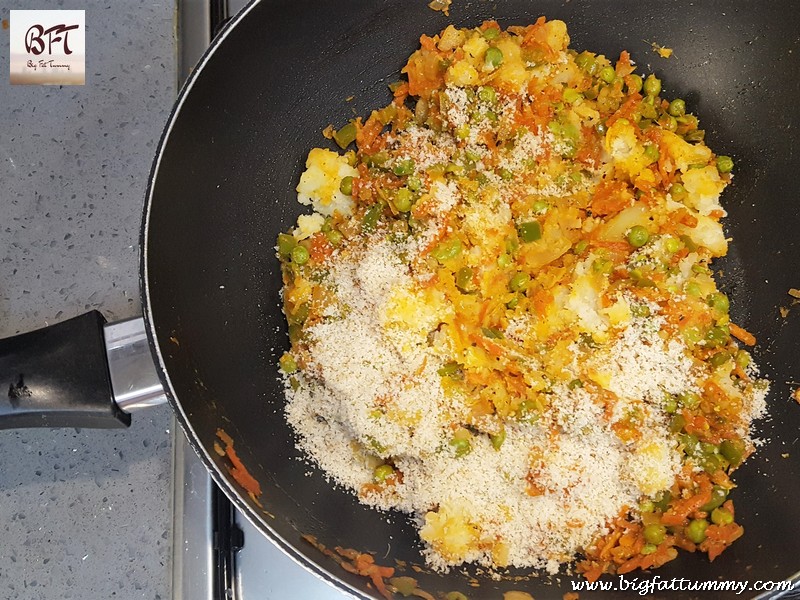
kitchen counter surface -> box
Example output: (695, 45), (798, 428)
(0, 2), (177, 598)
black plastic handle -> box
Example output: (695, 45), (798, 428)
(0, 311), (131, 429)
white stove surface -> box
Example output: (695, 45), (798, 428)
(173, 430), (355, 600)
(234, 507), (355, 599)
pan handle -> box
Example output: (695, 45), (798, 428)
(0, 311), (166, 430)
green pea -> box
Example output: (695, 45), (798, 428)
(485, 47), (504, 68)
(639, 499), (655, 513)
(482, 27), (500, 40)
(490, 429), (506, 450)
(517, 221), (542, 243)
(291, 245), (310, 265)
(431, 238), (462, 262)
(456, 267), (474, 292)
(325, 229), (343, 246)
(563, 88), (582, 103)
(393, 159), (415, 176)
(599, 65), (616, 84)
(455, 124), (470, 140)
(664, 236), (682, 253)
(711, 507), (734, 526)
(506, 296), (519, 309)
(478, 85), (498, 104)
(720, 439), (745, 467)
(568, 379), (583, 390)
(708, 292), (730, 315)
(279, 353), (298, 374)
(670, 183), (687, 200)
(641, 543), (658, 555)
(627, 225), (650, 248)
(339, 175), (354, 196)
(643, 523), (667, 545)
(644, 74), (662, 97)
(734, 350), (751, 370)
(373, 464), (395, 483)
(644, 143), (660, 164)
(663, 395), (678, 414)
(407, 175), (422, 192)
(450, 436), (471, 457)
(595, 121), (608, 135)
(662, 115), (678, 132)
(509, 272), (530, 292)
(686, 518), (709, 544)
(531, 200), (549, 214)
(716, 155), (734, 173)
(678, 391), (701, 410)
(627, 74), (644, 94)
(497, 253), (513, 269)
(277, 233), (297, 256)
(394, 188), (413, 212)
(498, 168), (514, 181)
(333, 122), (357, 149)
(668, 98), (686, 117)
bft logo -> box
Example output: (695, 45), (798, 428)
(9, 10), (85, 85)
(25, 23), (80, 56)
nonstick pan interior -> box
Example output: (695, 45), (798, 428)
(144, 1), (800, 597)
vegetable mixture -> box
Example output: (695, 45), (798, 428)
(277, 19), (769, 579)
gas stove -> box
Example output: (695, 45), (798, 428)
(171, 2), (353, 598)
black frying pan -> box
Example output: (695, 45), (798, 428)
(4, 1), (800, 598)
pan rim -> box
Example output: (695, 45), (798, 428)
(137, 2), (800, 597)
(138, 1), (366, 598)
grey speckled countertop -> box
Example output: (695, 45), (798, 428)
(0, 2), (177, 599)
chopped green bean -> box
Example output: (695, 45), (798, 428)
(509, 272), (531, 292)
(277, 233), (297, 256)
(373, 464), (395, 483)
(517, 221), (542, 243)
(333, 122), (357, 148)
